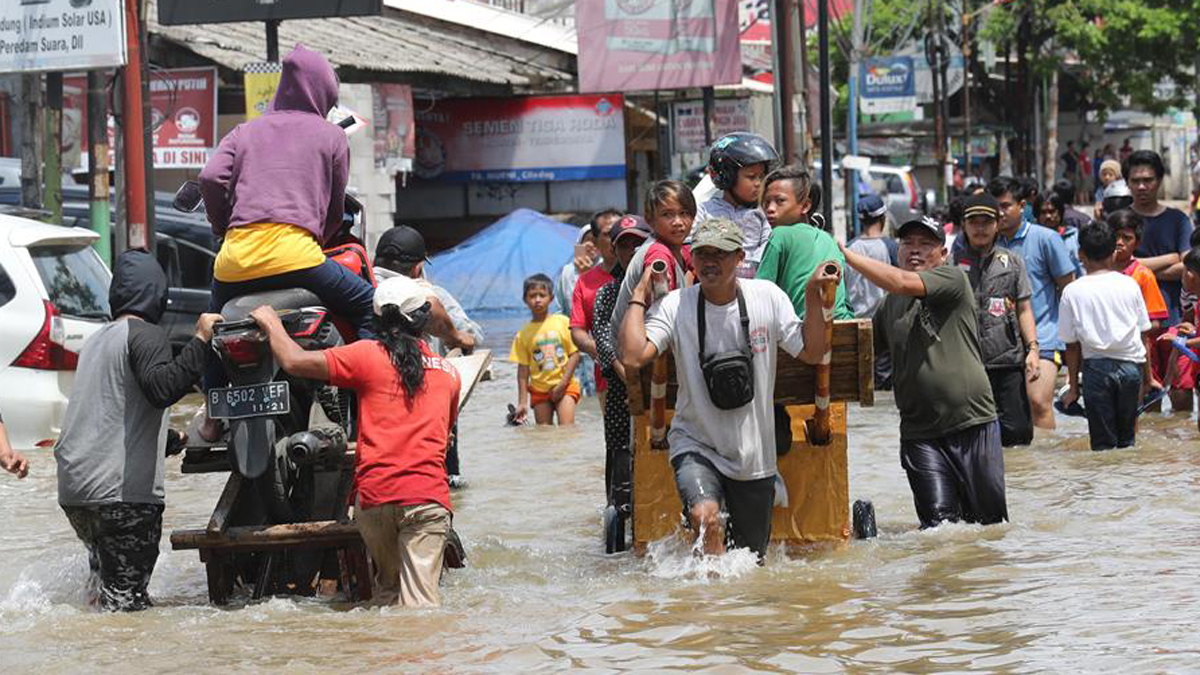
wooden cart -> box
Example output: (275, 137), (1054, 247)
(627, 319), (874, 553)
(171, 350), (492, 604)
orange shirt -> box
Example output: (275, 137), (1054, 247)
(1122, 259), (1169, 322)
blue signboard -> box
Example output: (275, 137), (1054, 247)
(861, 56), (915, 99)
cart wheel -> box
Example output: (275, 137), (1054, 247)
(852, 499), (877, 539)
(603, 505), (626, 554)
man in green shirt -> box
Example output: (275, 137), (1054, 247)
(756, 166), (854, 319)
(840, 217), (1007, 529)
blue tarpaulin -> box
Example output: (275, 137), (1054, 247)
(427, 209), (579, 314)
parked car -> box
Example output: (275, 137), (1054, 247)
(864, 163), (930, 226)
(0, 184), (217, 352)
(0, 158), (20, 190)
(0, 213), (111, 450)
(814, 161), (931, 230)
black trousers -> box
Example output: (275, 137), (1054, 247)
(671, 452), (775, 561)
(900, 420), (1008, 529)
(62, 502), (164, 611)
(1082, 358), (1142, 451)
(987, 367), (1033, 447)
(603, 377), (632, 513)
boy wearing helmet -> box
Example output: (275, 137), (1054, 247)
(695, 133), (780, 278)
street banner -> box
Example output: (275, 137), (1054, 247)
(66, 66), (218, 169)
(670, 98), (750, 154)
(413, 94), (625, 183)
(860, 56), (917, 115)
(575, 0), (741, 94)
(0, 0), (127, 73)
(149, 67), (218, 168)
(371, 83), (415, 173)
(243, 62), (282, 121)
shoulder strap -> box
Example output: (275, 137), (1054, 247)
(696, 284), (752, 356)
(736, 286), (750, 352)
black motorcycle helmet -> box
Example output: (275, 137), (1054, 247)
(708, 132), (780, 191)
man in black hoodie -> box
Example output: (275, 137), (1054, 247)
(55, 250), (221, 611)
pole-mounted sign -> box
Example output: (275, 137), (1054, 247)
(157, 0), (382, 25)
(0, 0), (127, 73)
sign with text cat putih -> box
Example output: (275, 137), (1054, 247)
(0, 0), (127, 73)
(157, 0), (381, 25)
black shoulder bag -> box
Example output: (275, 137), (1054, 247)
(697, 286), (755, 410)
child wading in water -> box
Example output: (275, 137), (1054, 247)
(1059, 218), (1152, 450)
(510, 274), (581, 425)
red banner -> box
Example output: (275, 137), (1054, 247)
(65, 66), (218, 170)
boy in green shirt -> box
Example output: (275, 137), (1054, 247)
(756, 166), (854, 319)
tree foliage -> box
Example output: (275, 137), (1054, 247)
(813, 0), (1200, 126)
(981, 0), (1200, 116)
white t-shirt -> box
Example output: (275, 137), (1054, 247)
(644, 279), (805, 481)
(1058, 270), (1151, 362)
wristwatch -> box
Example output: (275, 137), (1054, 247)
(1026, 340), (1039, 351)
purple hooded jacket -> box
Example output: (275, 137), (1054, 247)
(199, 45), (349, 246)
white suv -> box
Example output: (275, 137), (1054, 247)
(0, 214), (110, 450)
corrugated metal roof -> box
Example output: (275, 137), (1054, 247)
(146, 3), (573, 89)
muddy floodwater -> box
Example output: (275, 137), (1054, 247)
(2, 315), (1200, 672)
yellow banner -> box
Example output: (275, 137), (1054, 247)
(243, 64), (282, 121)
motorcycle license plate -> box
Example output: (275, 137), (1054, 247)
(206, 381), (291, 420)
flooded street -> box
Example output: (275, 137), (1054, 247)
(2, 316), (1200, 672)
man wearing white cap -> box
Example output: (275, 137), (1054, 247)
(251, 276), (461, 607)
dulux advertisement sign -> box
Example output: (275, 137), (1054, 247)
(862, 56), (915, 99)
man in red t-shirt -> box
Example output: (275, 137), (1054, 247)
(570, 209), (624, 407)
(251, 275), (461, 607)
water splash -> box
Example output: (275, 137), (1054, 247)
(643, 528), (760, 581)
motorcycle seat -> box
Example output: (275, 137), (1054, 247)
(220, 288), (323, 321)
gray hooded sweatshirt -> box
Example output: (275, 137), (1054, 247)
(55, 251), (208, 506)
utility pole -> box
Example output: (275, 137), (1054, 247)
(962, 0), (971, 179)
(702, 86), (715, 146)
(44, 73), (63, 225)
(20, 74), (42, 209)
(927, 0), (948, 205)
(121, 0), (149, 250)
(772, 0), (796, 161)
(88, 71), (112, 266)
(847, 0), (866, 238)
(817, 0), (834, 232)
(266, 19), (281, 62)
(798, 0), (813, 167)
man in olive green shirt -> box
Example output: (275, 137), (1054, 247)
(840, 217), (1007, 529)
(757, 167), (854, 319)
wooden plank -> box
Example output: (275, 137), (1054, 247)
(636, 319), (873, 409)
(856, 320), (875, 408)
(206, 472), (243, 535)
(447, 349), (492, 412)
(172, 520), (363, 552)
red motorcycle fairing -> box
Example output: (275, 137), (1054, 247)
(322, 242), (377, 343)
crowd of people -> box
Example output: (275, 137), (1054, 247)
(3, 48), (1197, 611)
(531, 134), (1200, 563)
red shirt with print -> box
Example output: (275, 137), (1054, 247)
(569, 264), (614, 392)
(643, 241), (692, 291)
(325, 340), (460, 511)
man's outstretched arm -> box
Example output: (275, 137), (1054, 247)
(840, 243), (928, 297)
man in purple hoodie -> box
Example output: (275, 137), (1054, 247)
(198, 45), (374, 439)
